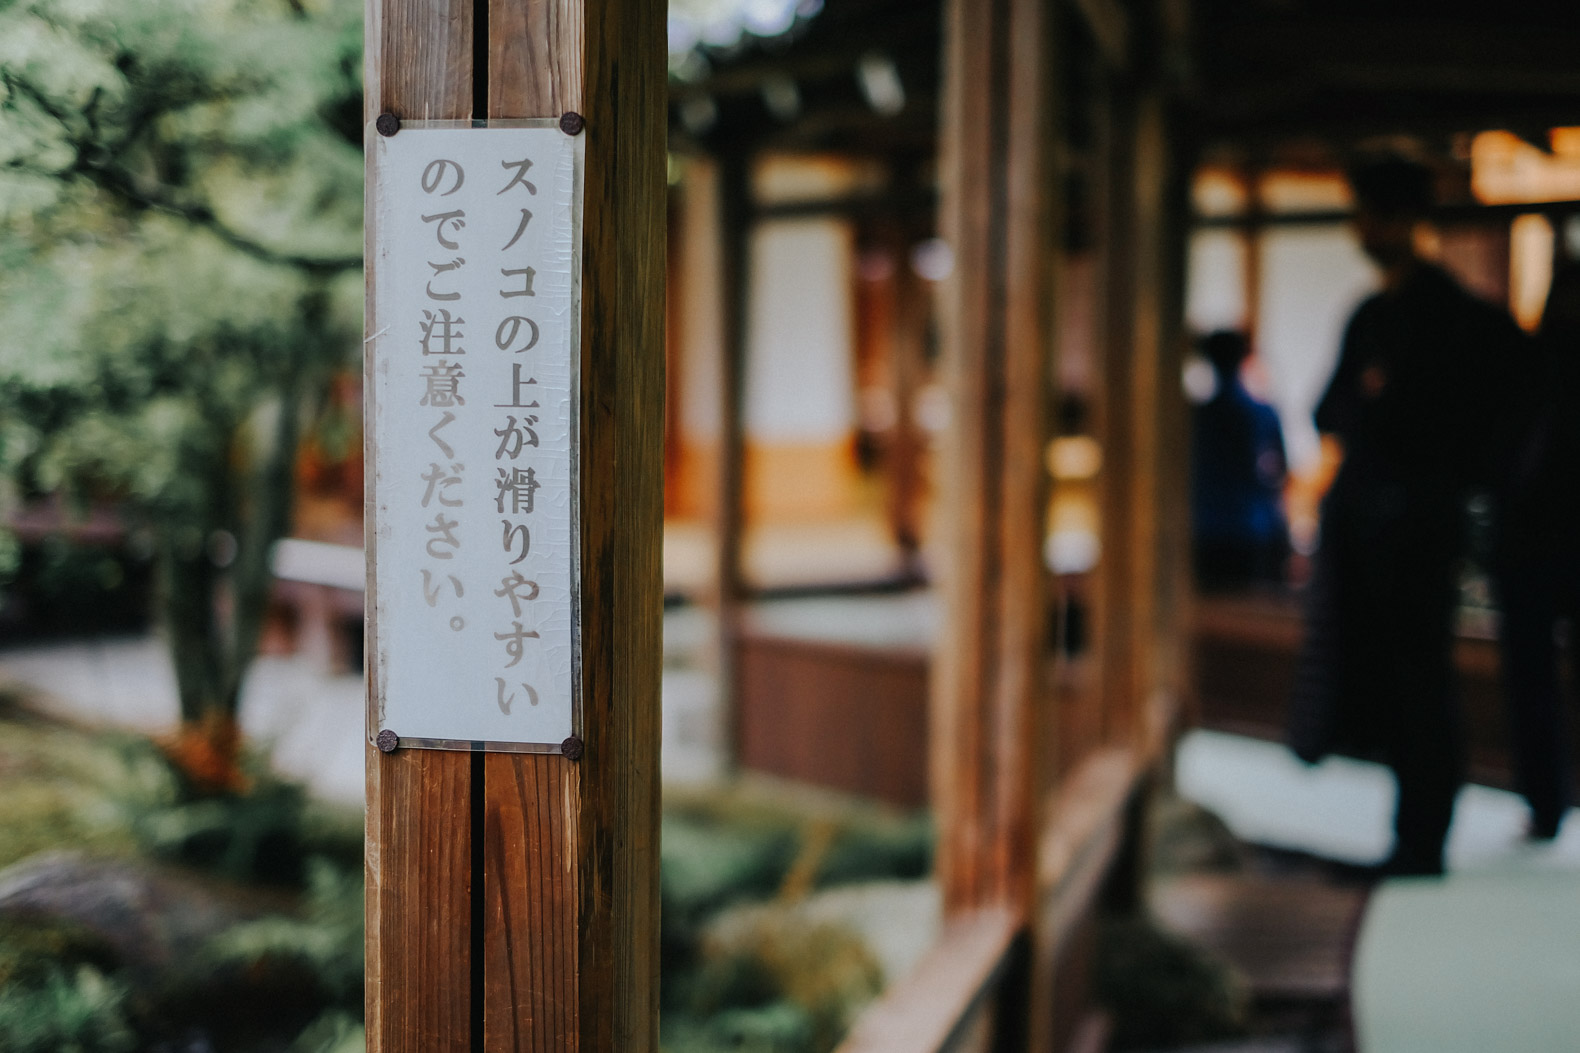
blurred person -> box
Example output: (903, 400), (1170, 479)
(1491, 262), (1580, 842)
(1190, 330), (1289, 591)
(1289, 155), (1525, 876)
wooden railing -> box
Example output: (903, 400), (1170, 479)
(837, 907), (1021, 1053)
(837, 745), (1149, 1053)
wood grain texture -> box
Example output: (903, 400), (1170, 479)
(482, 753), (579, 1050)
(486, 1), (665, 1050)
(994, 0), (1056, 914)
(930, 0), (991, 914)
(736, 634), (930, 807)
(365, 2), (475, 1050)
(489, 0), (583, 119)
(375, 0), (474, 121)
(931, 0), (1052, 916)
(575, 6), (665, 1047)
(365, 744), (474, 1052)
(367, 0), (662, 1048)
(482, 6), (585, 1049)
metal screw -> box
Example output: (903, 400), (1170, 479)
(559, 111), (585, 136)
(376, 113), (401, 137)
(561, 735), (584, 761)
(376, 729), (399, 753)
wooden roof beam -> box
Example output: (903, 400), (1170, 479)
(1069, 0), (1130, 71)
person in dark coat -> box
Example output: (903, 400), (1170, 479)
(1191, 330), (1289, 591)
(1290, 155), (1525, 876)
(1492, 262), (1580, 841)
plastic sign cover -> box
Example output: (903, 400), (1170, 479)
(368, 120), (582, 750)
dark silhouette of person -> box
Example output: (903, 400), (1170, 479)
(1191, 330), (1289, 591)
(1289, 155), (1525, 876)
(1492, 261), (1580, 841)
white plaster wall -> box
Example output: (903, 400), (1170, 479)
(744, 217), (857, 442)
(1186, 229), (1248, 335)
(1256, 227), (1376, 472)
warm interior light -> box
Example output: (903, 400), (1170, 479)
(1471, 130), (1580, 205)
(1257, 172), (1351, 214)
(1192, 167), (1248, 218)
(1509, 213), (1555, 332)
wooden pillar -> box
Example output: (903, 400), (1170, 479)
(933, 0), (1056, 920)
(1093, 69), (1141, 747)
(881, 208), (931, 576)
(364, 1), (664, 1049)
(1091, 6), (1189, 760)
(1123, 88), (1168, 749)
(716, 151), (751, 769)
(1149, 105), (1193, 763)
(1243, 163), (1265, 349)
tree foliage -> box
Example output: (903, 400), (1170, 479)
(0, 0), (364, 788)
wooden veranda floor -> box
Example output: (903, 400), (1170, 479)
(1151, 872), (1367, 1006)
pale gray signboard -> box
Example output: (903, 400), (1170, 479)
(368, 119), (582, 750)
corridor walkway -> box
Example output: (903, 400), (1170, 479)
(1177, 729), (1580, 1053)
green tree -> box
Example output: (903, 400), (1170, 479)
(0, 0), (364, 791)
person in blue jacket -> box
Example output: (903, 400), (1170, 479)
(1191, 329), (1289, 592)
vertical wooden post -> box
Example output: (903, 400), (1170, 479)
(1147, 98), (1194, 763)
(715, 150), (752, 770)
(933, 0), (1056, 920)
(1095, 77), (1184, 757)
(364, 7), (475, 1050)
(879, 201), (930, 578)
(364, 1), (664, 1049)
(1093, 70), (1142, 747)
(1090, 3), (1189, 760)
(1243, 163), (1265, 347)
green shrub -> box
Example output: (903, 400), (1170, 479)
(0, 718), (168, 873)
(0, 916), (119, 993)
(126, 753), (363, 888)
(706, 1001), (816, 1052)
(290, 1011), (365, 1053)
(196, 857), (365, 1011)
(659, 784), (931, 1023)
(0, 964), (136, 1053)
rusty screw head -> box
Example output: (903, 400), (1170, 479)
(376, 729), (399, 753)
(560, 735), (584, 761)
(375, 113), (401, 137)
(559, 111), (585, 136)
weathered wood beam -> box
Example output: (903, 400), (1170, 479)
(932, 0), (1055, 917)
(1068, 0), (1130, 72)
(364, 3), (476, 1047)
(835, 908), (1021, 1053)
(715, 149), (750, 771)
(365, 0), (664, 1048)
(1195, 199), (1580, 230)
(482, 1), (665, 1047)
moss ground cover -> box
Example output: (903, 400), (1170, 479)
(0, 692), (934, 1052)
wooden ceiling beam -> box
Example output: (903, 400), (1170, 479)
(1069, 0), (1130, 71)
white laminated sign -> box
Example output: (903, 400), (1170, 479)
(368, 119), (582, 751)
